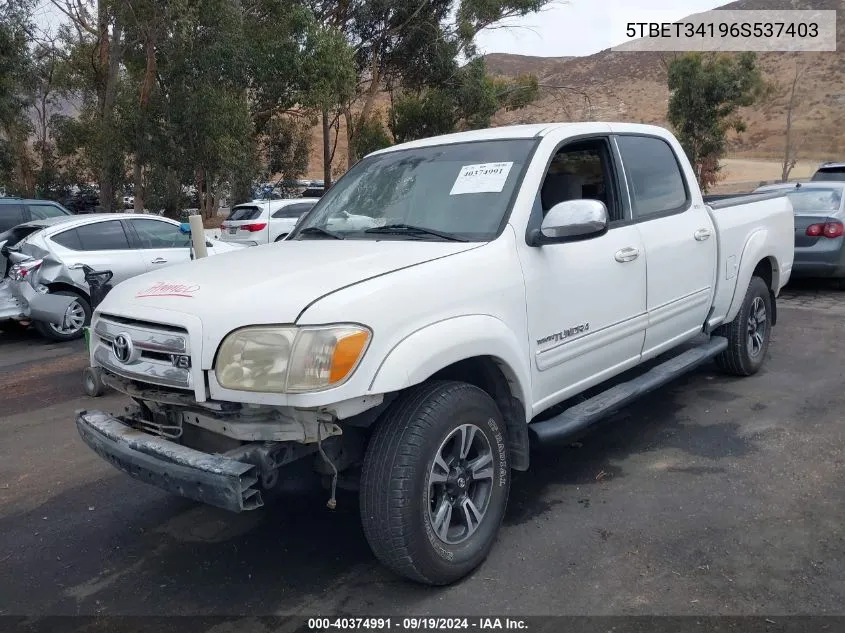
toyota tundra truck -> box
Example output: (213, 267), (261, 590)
(75, 123), (794, 586)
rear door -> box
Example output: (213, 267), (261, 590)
(614, 133), (717, 360)
(49, 219), (146, 285)
(125, 218), (194, 271)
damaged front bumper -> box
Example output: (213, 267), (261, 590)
(76, 409), (265, 512)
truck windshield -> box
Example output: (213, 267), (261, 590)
(292, 139), (537, 242)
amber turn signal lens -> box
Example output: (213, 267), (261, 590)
(329, 330), (370, 384)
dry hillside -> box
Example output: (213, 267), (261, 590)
(304, 0), (844, 180)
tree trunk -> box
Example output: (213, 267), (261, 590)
(99, 15), (124, 212)
(322, 107), (332, 188)
(133, 159), (144, 212)
(344, 109), (355, 168)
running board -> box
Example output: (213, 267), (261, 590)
(528, 336), (729, 445)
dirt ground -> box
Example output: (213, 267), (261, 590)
(1, 280), (844, 631)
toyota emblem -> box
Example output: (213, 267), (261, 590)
(112, 333), (134, 364)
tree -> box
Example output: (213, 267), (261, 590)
(781, 61), (805, 183)
(308, 0), (551, 168)
(667, 52), (768, 192)
(0, 0), (36, 194)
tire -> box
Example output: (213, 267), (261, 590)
(360, 380), (510, 586)
(714, 276), (772, 376)
(33, 290), (91, 342)
(83, 367), (106, 397)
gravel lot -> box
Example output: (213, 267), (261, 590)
(1, 281), (844, 627)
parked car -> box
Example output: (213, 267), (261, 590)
(76, 122), (793, 586)
(61, 188), (100, 214)
(219, 198), (319, 245)
(755, 181), (845, 286)
(0, 197), (73, 232)
(811, 162), (845, 182)
(1, 213), (244, 341)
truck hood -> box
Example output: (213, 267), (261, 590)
(97, 239), (480, 326)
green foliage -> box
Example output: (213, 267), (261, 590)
(352, 114), (393, 158)
(667, 52), (768, 192)
(266, 116), (311, 180)
(391, 58), (541, 143)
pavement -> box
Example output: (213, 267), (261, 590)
(1, 280), (844, 624)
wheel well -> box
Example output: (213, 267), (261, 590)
(430, 356), (530, 471)
(45, 282), (89, 303)
(752, 257), (777, 326)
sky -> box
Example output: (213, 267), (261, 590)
(33, 0), (728, 59)
(476, 0), (728, 57)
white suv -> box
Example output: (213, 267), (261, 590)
(219, 198), (318, 245)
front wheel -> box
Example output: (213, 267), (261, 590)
(33, 290), (91, 342)
(360, 381), (510, 586)
(714, 275), (772, 376)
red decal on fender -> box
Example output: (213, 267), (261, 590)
(136, 282), (200, 298)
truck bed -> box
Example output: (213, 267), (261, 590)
(706, 190), (794, 328)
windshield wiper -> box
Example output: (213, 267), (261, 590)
(363, 224), (468, 242)
(297, 226), (344, 240)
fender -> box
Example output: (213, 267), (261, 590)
(368, 314), (532, 422)
(724, 228), (780, 324)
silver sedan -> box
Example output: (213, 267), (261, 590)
(1, 213), (243, 341)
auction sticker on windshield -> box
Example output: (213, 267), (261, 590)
(450, 162), (513, 195)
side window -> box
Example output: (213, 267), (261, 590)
(130, 219), (191, 248)
(74, 220), (131, 251)
(51, 228), (83, 250)
(272, 203), (314, 219)
(616, 135), (689, 219)
(0, 204), (25, 232)
(538, 138), (621, 222)
(28, 203), (70, 219)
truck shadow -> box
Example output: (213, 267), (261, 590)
(505, 365), (758, 526)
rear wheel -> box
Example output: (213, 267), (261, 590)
(360, 381), (510, 585)
(33, 290), (91, 342)
(714, 276), (772, 376)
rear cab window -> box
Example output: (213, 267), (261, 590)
(615, 135), (690, 220)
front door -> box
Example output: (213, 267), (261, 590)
(518, 136), (648, 414)
(126, 218), (194, 272)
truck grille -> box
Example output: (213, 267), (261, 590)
(93, 314), (192, 390)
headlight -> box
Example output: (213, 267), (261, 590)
(215, 324), (371, 393)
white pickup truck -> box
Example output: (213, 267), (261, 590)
(76, 123), (794, 586)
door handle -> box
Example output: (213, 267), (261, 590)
(694, 228), (712, 241)
(68, 263), (85, 270)
(614, 247), (640, 263)
(151, 257), (167, 264)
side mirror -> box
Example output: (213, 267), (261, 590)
(533, 199), (609, 244)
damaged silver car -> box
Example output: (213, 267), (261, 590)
(1, 213), (244, 341)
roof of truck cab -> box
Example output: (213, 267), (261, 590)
(366, 122), (673, 156)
